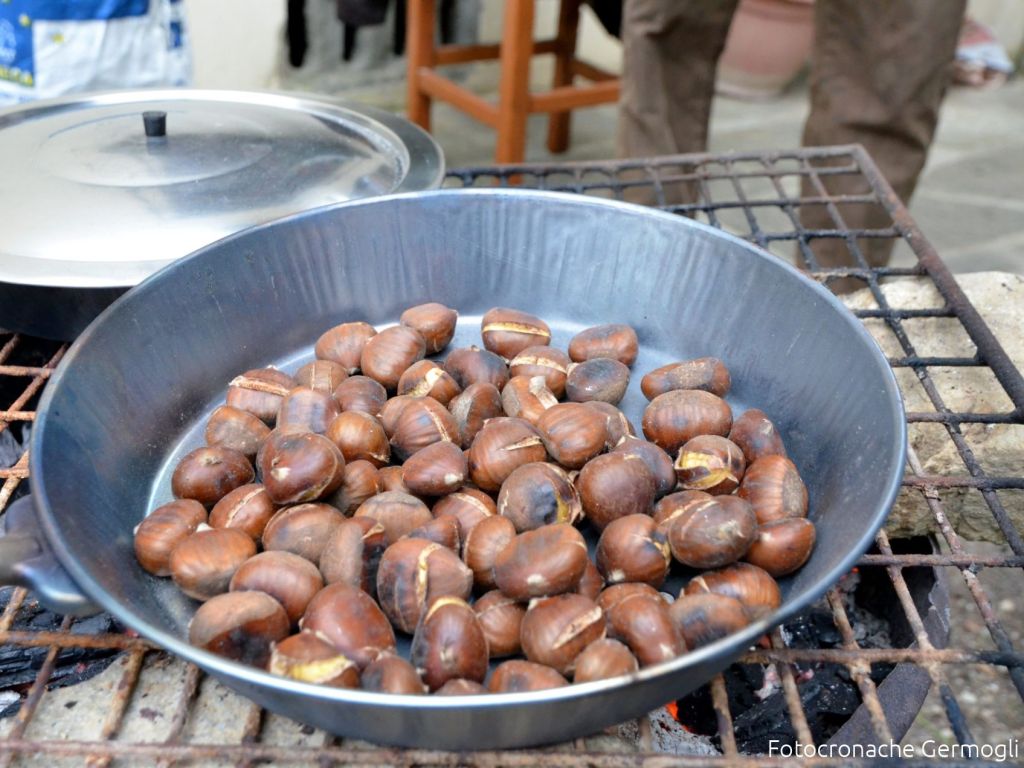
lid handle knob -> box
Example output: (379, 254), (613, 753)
(142, 111), (167, 139)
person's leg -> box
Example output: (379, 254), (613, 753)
(800, 0), (966, 289)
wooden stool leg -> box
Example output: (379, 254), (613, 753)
(495, 0), (534, 165)
(547, 0), (580, 153)
(406, 0), (436, 131)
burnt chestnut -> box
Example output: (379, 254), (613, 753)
(319, 516), (387, 594)
(684, 562), (782, 619)
(189, 590), (289, 666)
(354, 491), (433, 545)
(480, 307), (551, 359)
(612, 437), (677, 498)
(584, 402), (635, 450)
(536, 403), (606, 470)
(497, 462), (582, 532)
(402, 441), (467, 496)
(134, 499), (207, 576)
(229, 550), (324, 624)
(674, 435), (746, 495)
(205, 405), (271, 459)
(641, 389), (733, 454)
(744, 518), (816, 576)
(574, 561), (605, 601)
(595, 514), (671, 588)
(488, 660), (568, 693)
(576, 452), (657, 530)
(315, 321), (377, 373)
(209, 484), (277, 541)
(737, 455), (809, 524)
(467, 417), (547, 492)
(473, 590), (525, 658)
(276, 386), (341, 434)
(573, 638), (639, 683)
(509, 346), (571, 398)
(376, 538), (474, 633)
(668, 593), (751, 650)
(640, 357), (731, 400)
(257, 430), (345, 505)
(462, 514), (517, 590)
(300, 583), (396, 668)
(411, 597), (488, 690)
(293, 360), (348, 394)
(668, 495), (757, 569)
(332, 375), (387, 415)
(378, 465), (414, 495)
(448, 382), (504, 448)
(172, 446), (254, 507)
(520, 594), (605, 675)
(405, 514), (462, 552)
(400, 302), (459, 354)
(397, 360), (462, 405)
(226, 368), (295, 423)
(432, 487), (497, 538)
(326, 459), (380, 515)
(501, 375), (558, 425)
(604, 591), (685, 667)
(170, 527), (256, 601)
(268, 631), (360, 687)
(492, 523), (589, 600)
(389, 396), (459, 461)
(443, 346), (510, 391)
(435, 679), (489, 695)
(262, 503), (345, 565)
(568, 324), (639, 367)
(652, 490), (714, 533)
(565, 358), (630, 405)
(729, 408), (787, 463)
(361, 652), (427, 694)
(325, 411), (390, 467)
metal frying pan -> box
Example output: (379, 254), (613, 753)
(0, 190), (906, 749)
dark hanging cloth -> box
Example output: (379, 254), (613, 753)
(287, 0), (308, 67)
(337, 0), (391, 26)
(587, 0), (622, 37)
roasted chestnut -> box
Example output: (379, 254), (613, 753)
(480, 307), (551, 359)
(520, 593), (605, 675)
(315, 321), (377, 373)
(170, 527), (256, 601)
(576, 452), (657, 529)
(257, 430), (345, 505)
(462, 514), (517, 590)
(209, 484), (277, 541)
(674, 435), (746, 495)
(737, 455), (808, 524)
(612, 437), (677, 498)
(536, 403), (606, 470)
(189, 590), (289, 666)
(134, 499), (207, 576)
(325, 411), (390, 467)
(400, 302), (459, 354)
(448, 382), (504, 448)
(641, 389), (733, 454)
(402, 440), (467, 496)
(319, 516), (387, 594)
(300, 583), (397, 667)
(378, 395), (415, 437)
(172, 446), (254, 507)
(595, 514), (671, 588)
(326, 459), (380, 515)
(376, 538), (474, 633)
(568, 324), (639, 367)
(744, 517), (816, 576)
(262, 503), (346, 565)
(501, 375), (558, 425)
(565, 358), (630, 405)
(276, 386), (341, 434)
(406, 514), (462, 552)
(205, 405), (271, 459)
(226, 368), (295, 423)
(492, 523), (589, 600)
(652, 490), (714, 533)
(293, 360), (349, 394)
(432, 487), (497, 538)
(640, 357), (731, 400)
(443, 346), (510, 391)
(574, 560), (605, 601)
(389, 396), (459, 461)
(684, 562), (782, 618)
(354, 491), (433, 545)
(397, 360), (462, 405)
(466, 417), (547, 492)
(729, 408), (787, 463)
(378, 465), (414, 495)
(573, 638), (639, 683)
(332, 375), (387, 415)
(268, 631), (360, 687)
(509, 346), (571, 398)
(435, 679), (489, 695)
(596, 583), (662, 619)
(667, 495), (757, 569)
(668, 593), (751, 650)
(229, 550), (324, 624)
(604, 591), (685, 667)
(411, 597), (488, 690)
(488, 660), (568, 693)
(360, 652), (427, 694)
(473, 590), (525, 658)
(583, 401), (635, 450)
(497, 462), (582, 532)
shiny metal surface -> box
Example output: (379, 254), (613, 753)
(21, 190), (905, 749)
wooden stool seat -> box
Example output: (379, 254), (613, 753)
(406, 0), (620, 164)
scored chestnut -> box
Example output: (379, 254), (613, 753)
(536, 403), (606, 470)
(565, 358), (630, 405)
(319, 516), (387, 594)
(257, 430), (345, 505)
(492, 523), (589, 600)
(293, 359), (348, 394)
(574, 561), (605, 601)
(744, 517), (816, 576)
(737, 455), (809, 524)
(595, 514), (671, 588)
(276, 386), (341, 434)
(604, 590), (686, 667)
(205, 405), (270, 459)
(400, 302), (458, 354)
(354, 491), (433, 545)
(501, 375), (558, 425)
(480, 307), (551, 359)
(576, 452), (657, 530)
(612, 437), (677, 499)
(668, 593), (751, 650)
(134, 499), (207, 576)
(435, 679), (489, 695)
(684, 562), (782, 619)
(584, 402), (635, 450)
(300, 583), (397, 668)
(640, 357), (731, 400)
(376, 538), (474, 633)
(261, 503), (345, 565)
(401, 440), (467, 496)
(568, 324), (639, 367)
(641, 389), (733, 454)
(378, 465), (414, 495)
(473, 590), (526, 658)
(497, 462), (582, 532)
(209, 484), (277, 541)
(573, 638), (639, 683)
(448, 381), (504, 448)
(170, 527), (256, 601)
(406, 514), (462, 552)
(325, 411), (390, 467)
(509, 346), (571, 398)
(668, 495), (757, 570)
(466, 417), (547, 492)
(229, 550), (324, 624)
(189, 590), (289, 666)
(488, 660), (568, 693)
(444, 346), (510, 391)
(359, 325), (426, 390)
(432, 486), (497, 538)
(326, 459), (380, 515)
(462, 514), (517, 590)
(332, 375), (387, 415)
(729, 408), (787, 463)
(361, 652), (427, 694)
(411, 597), (489, 690)
(172, 446), (254, 507)
(225, 368), (295, 423)
(268, 631), (360, 687)
(389, 396), (459, 461)
(652, 490), (714, 533)
(315, 321), (377, 373)
(674, 435), (746, 495)
(596, 583), (662, 620)
(397, 360), (462, 405)
(520, 593), (605, 675)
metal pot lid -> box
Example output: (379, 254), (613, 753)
(0, 89), (444, 289)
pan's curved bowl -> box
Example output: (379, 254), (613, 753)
(32, 190), (905, 749)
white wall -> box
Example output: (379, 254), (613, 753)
(182, 0), (285, 89)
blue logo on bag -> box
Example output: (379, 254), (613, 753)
(0, 13), (33, 87)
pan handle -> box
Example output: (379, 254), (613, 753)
(0, 495), (99, 616)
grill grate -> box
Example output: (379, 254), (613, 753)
(1, 145), (1022, 766)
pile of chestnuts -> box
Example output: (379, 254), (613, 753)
(134, 303), (816, 695)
